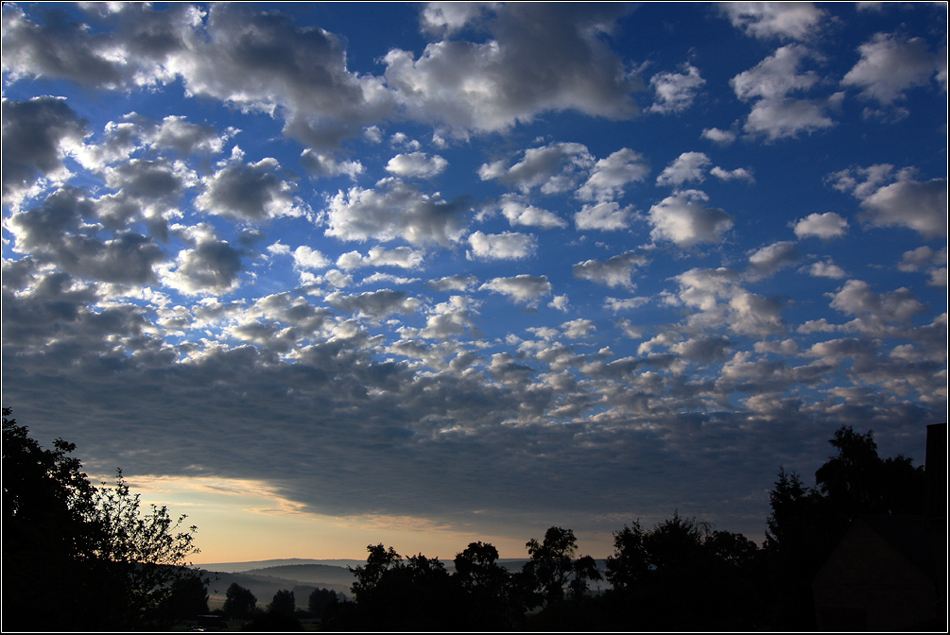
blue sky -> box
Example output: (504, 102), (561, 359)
(2, 2), (947, 563)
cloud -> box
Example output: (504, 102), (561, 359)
(299, 150), (365, 180)
(701, 128), (737, 144)
(561, 319), (596, 339)
(806, 260), (847, 279)
(842, 32), (942, 104)
(720, 2), (826, 40)
(497, 195), (567, 229)
(742, 96), (837, 140)
(195, 158), (309, 222)
(325, 179), (470, 246)
(1, 97), (88, 207)
(480, 275), (552, 304)
(710, 166), (755, 183)
(292, 246), (331, 271)
(467, 231), (537, 260)
(671, 335), (732, 363)
(6, 187), (166, 285)
(573, 252), (648, 289)
(829, 165), (947, 238)
(731, 45), (840, 140)
(656, 152), (710, 187)
(747, 241), (800, 278)
(648, 190), (733, 247)
(793, 212), (849, 239)
(160, 225), (245, 296)
(385, 152), (449, 178)
(859, 179), (947, 239)
(428, 275), (479, 293)
(0, 3), (199, 89)
(574, 202), (633, 231)
(829, 279), (927, 325)
(605, 297), (650, 313)
(648, 64), (706, 114)
(384, 3), (641, 134)
(326, 289), (421, 323)
(336, 246), (426, 271)
(576, 148), (650, 202)
(731, 45), (821, 101)
(479, 142), (593, 194)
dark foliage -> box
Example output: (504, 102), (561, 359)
(2, 408), (206, 631)
(269, 588), (295, 616)
(223, 582), (257, 619)
(307, 587), (339, 618)
(763, 425), (928, 629)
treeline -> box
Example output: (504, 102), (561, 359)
(2, 404), (933, 631)
(2, 408), (208, 631)
(315, 425), (931, 631)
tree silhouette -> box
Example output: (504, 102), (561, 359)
(603, 512), (766, 630)
(764, 424), (928, 629)
(2, 408), (204, 631)
(306, 587), (339, 618)
(453, 541), (524, 629)
(269, 589), (295, 616)
(223, 582), (257, 619)
(522, 526), (601, 607)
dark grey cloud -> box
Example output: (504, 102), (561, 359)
(385, 3), (642, 134)
(196, 158), (308, 223)
(1, 97), (87, 205)
(7, 187), (166, 285)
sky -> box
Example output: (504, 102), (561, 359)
(2, 2), (947, 564)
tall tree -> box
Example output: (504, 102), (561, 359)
(764, 424), (928, 629)
(306, 587), (338, 618)
(522, 526), (602, 606)
(2, 408), (204, 630)
(223, 582), (257, 619)
(269, 589), (295, 616)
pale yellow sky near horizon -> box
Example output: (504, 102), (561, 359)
(117, 473), (623, 565)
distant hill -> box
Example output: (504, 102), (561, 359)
(198, 564), (356, 612)
(195, 557), (365, 573)
(196, 557), (608, 610)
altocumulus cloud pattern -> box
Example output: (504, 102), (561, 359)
(2, 2), (947, 554)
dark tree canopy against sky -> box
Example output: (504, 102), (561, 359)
(2, 2), (946, 562)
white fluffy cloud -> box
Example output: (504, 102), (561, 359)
(336, 246), (426, 271)
(747, 241), (800, 278)
(829, 279), (927, 324)
(480, 274), (552, 304)
(720, 2), (826, 40)
(385, 152), (449, 178)
(859, 179), (947, 239)
(656, 152), (710, 187)
(479, 142), (593, 194)
(648, 190), (733, 247)
(842, 32), (942, 104)
(743, 96), (837, 140)
(701, 128), (737, 144)
(498, 195), (567, 229)
(573, 252), (648, 289)
(467, 231), (537, 260)
(648, 64), (705, 114)
(829, 165), (947, 238)
(576, 148), (650, 202)
(731, 45), (840, 140)
(574, 202), (633, 231)
(325, 179), (470, 246)
(793, 212), (849, 239)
